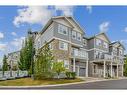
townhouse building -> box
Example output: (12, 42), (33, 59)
(34, 16), (125, 78)
(7, 51), (20, 70)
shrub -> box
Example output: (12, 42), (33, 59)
(71, 72), (76, 79)
(66, 72), (71, 79)
(65, 72), (76, 79)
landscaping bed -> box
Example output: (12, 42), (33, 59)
(0, 78), (83, 86)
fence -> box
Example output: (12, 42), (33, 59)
(0, 71), (28, 79)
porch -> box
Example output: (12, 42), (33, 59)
(91, 60), (124, 78)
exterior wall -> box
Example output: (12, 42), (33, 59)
(87, 38), (94, 49)
(54, 22), (83, 47)
(34, 22), (54, 50)
(53, 22), (70, 41)
(94, 37), (109, 52)
(7, 51), (20, 67)
(51, 39), (70, 61)
(88, 50), (94, 61)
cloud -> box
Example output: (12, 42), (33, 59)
(0, 43), (7, 51)
(0, 32), (4, 39)
(54, 6), (74, 16)
(13, 6), (75, 27)
(10, 37), (25, 49)
(99, 22), (110, 32)
(86, 6), (92, 14)
(11, 32), (17, 36)
(123, 27), (127, 32)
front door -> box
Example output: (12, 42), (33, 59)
(79, 67), (86, 77)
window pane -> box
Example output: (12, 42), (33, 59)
(72, 31), (76, 39)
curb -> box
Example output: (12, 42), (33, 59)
(0, 77), (127, 88)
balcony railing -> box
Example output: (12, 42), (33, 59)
(71, 49), (88, 59)
(95, 53), (112, 60)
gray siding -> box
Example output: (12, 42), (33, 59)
(54, 22), (70, 41)
(54, 22), (83, 46)
(87, 38), (94, 49)
(94, 38), (109, 52)
(88, 50), (94, 61)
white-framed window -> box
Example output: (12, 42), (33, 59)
(58, 59), (63, 62)
(58, 24), (68, 35)
(72, 31), (76, 39)
(83, 39), (87, 46)
(49, 43), (53, 50)
(77, 33), (81, 41)
(96, 39), (101, 46)
(103, 42), (108, 48)
(119, 49), (123, 55)
(64, 60), (69, 69)
(59, 41), (68, 50)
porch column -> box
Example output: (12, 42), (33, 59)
(110, 61), (113, 77)
(122, 64), (124, 77)
(73, 57), (76, 72)
(77, 66), (79, 76)
(117, 64), (119, 78)
(85, 60), (88, 77)
(103, 61), (106, 78)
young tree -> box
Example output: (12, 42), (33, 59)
(34, 42), (54, 80)
(2, 55), (8, 76)
(18, 34), (35, 75)
(52, 61), (65, 79)
(124, 55), (127, 76)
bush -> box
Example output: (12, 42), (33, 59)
(65, 72), (76, 79)
(66, 72), (71, 79)
(71, 72), (76, 79)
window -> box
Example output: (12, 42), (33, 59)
(77, 33), (81, 41)
(49, 43), (53, 50)
(64, 60), (69, 69)
(59, 41), (68, 50)
(58, 24), (68, 35)
(103, 42), (108, 48)
(72, 31), (76, 39)
(96, 39), (101, 46)
(83, 39), (87, 46)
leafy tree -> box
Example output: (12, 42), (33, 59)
(34, 42), (54, 80)
(124, 55), (127, 76)
(52, 61), (65, 79)
(18, 34), (35, 75)
(2, 55), (8, 76)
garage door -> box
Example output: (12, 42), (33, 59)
(79, 67), (86, 77)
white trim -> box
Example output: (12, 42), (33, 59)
(53, 37), (83, 47)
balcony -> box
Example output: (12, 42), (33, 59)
(71, 49), (88, 59)
(95, 53), (112, 60)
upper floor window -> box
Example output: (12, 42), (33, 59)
(119, 49), (123, 56)
(77, 33), (81, 41)
(103, 42), (108, 48)
(49, 43), (53, 50)
(59, 41), (68, 50)
(72, 31), (76, 39)
(96, 39), (101, 46)
(58, 24), (68, 35)
(83, 39), (87, 46)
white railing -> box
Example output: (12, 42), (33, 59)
(104, 54), (113, 60)
(71, 49), (88, 59)
(0, 71), (28, 79)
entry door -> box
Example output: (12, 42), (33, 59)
(79, 67), (86, 77)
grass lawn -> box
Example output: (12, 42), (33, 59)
(0, 78), (83, 86)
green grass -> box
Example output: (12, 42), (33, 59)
(0, 78), (83, 86)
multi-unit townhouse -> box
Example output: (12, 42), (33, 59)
(7, 51), (20, 70)
(87, 33), (125, 78)
(34, 16), (125, 78)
